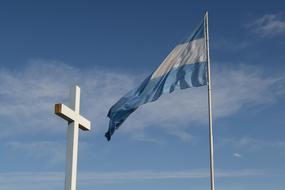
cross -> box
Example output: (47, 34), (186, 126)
(54, 85), (91, 190)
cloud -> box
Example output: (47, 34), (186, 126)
(248, 13), (285, 37)
(130, 131), (165, 144)
(211, 64), (284, 117)
(0, 169), (265, 185)
(168, 130), (193, 143)
(212, 39), (250, 52)
(5, 141), (66, 165)
(219, 137), (285, 152)
(4, 140), (95, 166)
(233, 153), (242, 158)
(0, 168), (274, 190)
(0, 59), (137, 139)
(0, 59), (284, 142)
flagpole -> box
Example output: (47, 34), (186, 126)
(205, 11), (216, 190)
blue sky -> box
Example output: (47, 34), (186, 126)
(0, 0), (285, 190)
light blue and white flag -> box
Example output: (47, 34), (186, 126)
(106, 17), (208, 140)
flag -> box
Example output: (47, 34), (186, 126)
(105, 17), (208, 141)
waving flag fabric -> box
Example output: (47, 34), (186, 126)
(105, 18), (208, 140)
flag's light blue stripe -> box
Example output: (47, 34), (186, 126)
(163, 61), (207, 93)
(180, 19), (204, 44)
(106, 62), (207, 140)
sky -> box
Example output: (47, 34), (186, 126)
(0, 0), (285, 190)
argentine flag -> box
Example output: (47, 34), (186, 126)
(106, 17), (208, 140)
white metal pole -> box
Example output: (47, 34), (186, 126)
(64, 86), (80, 190)
(205, 11), (216, 190)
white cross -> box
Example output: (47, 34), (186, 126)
(54, 85), (91, 190)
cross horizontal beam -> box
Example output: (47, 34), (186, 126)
(55, 103), (91, 131)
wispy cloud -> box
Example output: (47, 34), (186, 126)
(168, 130), (193, 143)
(213, 39), (251, 52)
(4, 140), (95, 166)
(78, 169), (265, 181)
(219, 137), (285, 152)
(248, 13), (285, 37)
(6, 141), (66, 165)
(0, 59), (136, 139)
(233, 153), (242, 158)
(0, 169), (275, 190)
(130, 131), (165, 144)
(0, 169), (265, 184)
(0, 59), (284, 142)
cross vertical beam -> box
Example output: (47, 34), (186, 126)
(65, 119), (79, 190)
(65, 86), (80, 190)
(54, 85), (91, 190)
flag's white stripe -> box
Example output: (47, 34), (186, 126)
(151, 38), (206, 79)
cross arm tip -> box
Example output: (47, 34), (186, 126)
(54, 103), (62, 114)
(54, 103), (73, 122)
